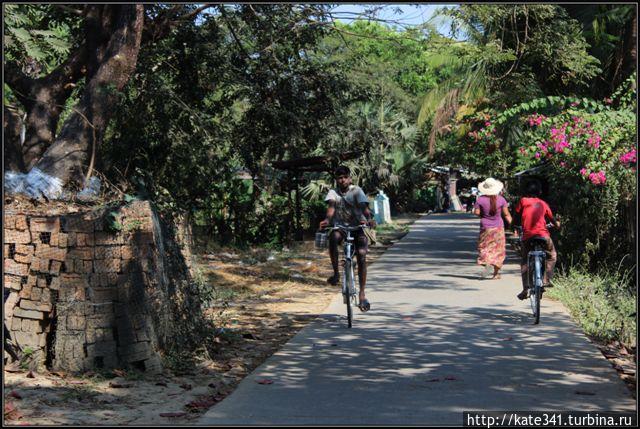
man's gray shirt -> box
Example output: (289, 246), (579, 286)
(325, 185), (369, 227)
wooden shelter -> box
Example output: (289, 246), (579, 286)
(271, 151), (362, 240)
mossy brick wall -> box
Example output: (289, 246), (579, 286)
(3, 201), (174, 373)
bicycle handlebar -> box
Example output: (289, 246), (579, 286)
(323, 224), (369, 232)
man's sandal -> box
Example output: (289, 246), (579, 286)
(327, 275), (339, 285)
(358, 299), (371, 312)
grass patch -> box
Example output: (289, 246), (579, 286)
(375, 221), (410, 235)
(547, 265), (636, 347)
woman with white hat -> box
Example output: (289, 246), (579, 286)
(473, 178), (512, 279)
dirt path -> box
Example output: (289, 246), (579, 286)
(3, 215), (420, 425)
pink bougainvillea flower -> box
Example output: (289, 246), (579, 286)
(588, 171), (607, 185)
(570, 101), (579, 107)
(535, 152), (541, 159)
(604, 98), (612, 104)
(619, 148), (637, 165)
(519, 147), (526, 154)
(580, 168), (588, 176)
(560, 161), (567, 168)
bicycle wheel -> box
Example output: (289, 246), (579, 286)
(533, 285), (542, 324)
(344, 260), (353, 328)
(530, 256), (542, 324)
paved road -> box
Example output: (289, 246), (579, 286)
(200, 213), (635, 425)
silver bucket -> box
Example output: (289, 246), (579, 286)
(315, 231), (328, 249)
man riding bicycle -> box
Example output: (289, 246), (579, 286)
(514, 180), (560, 300)
(319, 165), (376, 312)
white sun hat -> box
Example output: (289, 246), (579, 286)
(478, 177), (504, 196)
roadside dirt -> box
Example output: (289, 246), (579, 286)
(3, 215), (420, 425)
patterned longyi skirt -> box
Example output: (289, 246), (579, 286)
(477, 227), (506, 268)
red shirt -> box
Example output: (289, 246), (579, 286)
(515, 197), (553, 241)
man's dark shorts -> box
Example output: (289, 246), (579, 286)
(329, 228), (369, 253)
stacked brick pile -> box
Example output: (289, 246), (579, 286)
(3, 201), (168, 373)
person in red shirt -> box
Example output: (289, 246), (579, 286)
(514, 180), (561, 300)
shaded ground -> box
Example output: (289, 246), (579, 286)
(3, 214), (420, 425)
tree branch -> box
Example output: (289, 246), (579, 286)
(53, 5), (85, 16)
(143, 3), (216, 43)
(4, 61), (34, 105)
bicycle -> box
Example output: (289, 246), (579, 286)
(326, 224), (369, 328)
(513, 224), (554, 324)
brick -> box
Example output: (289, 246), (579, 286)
(15, 215), (28, 231)
(4, 290), (19, 314)
(58, 233), (68, 248)
(95, 246), (122, 260)
(37, 276), (48, 288)
(94, 259), (120, 273)
(14, 253), (33, 264)
(4, 215), (16, 229)
(49, 233), (59, 246)
(86, 328), (97, 344)
(60, 274), (88, 288)
(15, 244), (34, 255)
(11, 317), (22, 331)
(20, 300), (52, 312)
(3, 229), (31, 244)
(90, 288), (118, 303)
(20, 318), (43, 333)
(4, 260), (29, 276)
(87, 314), (115, 329)
(67, 315), (86, 330)
(121, 246), (134, 260)
(87, 340), (117, 355)
(135, 329), (150, 342)
(30, 217), (60, 233)
(121, 349), (154, 363)
(131, 231), (154, 245)
(95, 232), (124, 245)
(61, 216), (94, 233)
(67, 232), (77, 247)
(143, 356), (163, 374)
(62, 286), (86, 301)
(27, 273), (38, 285)
(4, 275), (22, 291)
(75, 259), (93, 274)
(31, 287), (43, 301)
(77, 233), (95, 246)
(13, 308), (44, 320)
(91, 273), (118, 287)
(41, 288), (52, 302)
(30, 258), (48, 273)
(68, 247), (93, 260)
(19, 284), (33, 299)
(49, 276), (61, 290)
(93, 303), (115, 314)
(13, 331), (40, 347)
(35, 245), (66, 261)
(86, 327), (114, 344)
(39, 333), (47, 348)
(50, 260), (62, 274)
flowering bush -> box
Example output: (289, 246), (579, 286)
(442, 75), (636, 275)
(515, 107), (635, 191)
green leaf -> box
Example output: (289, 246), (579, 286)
(10, 27), (31, 42)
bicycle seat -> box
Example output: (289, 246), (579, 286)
(527, 236), (548, 247)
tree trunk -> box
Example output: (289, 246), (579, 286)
(5, 45), (88, 171)
(32, 5), (144, 194)
(3, 104), (26, 172)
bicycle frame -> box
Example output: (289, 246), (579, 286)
(328, 224), (367, 327)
